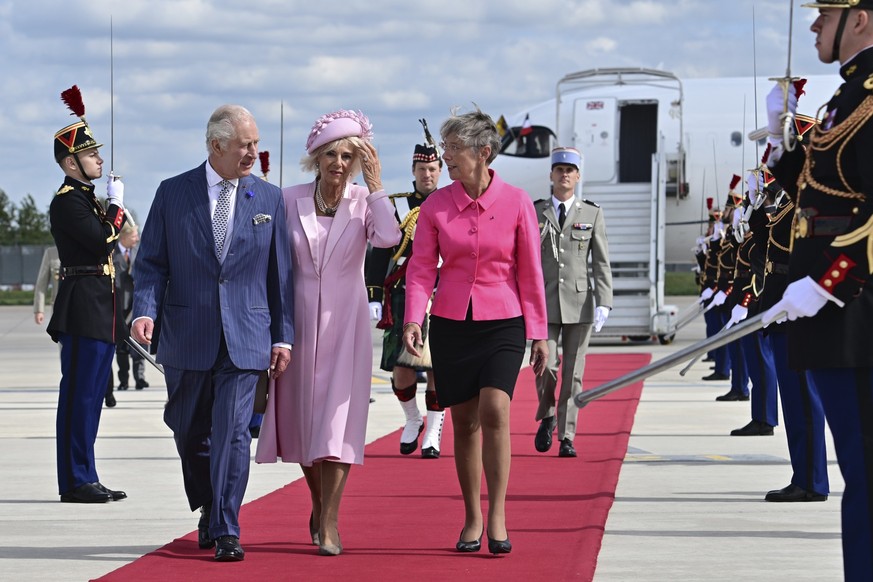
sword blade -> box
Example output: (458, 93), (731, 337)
(125, 337), (164, 375)
(574, 312), (782, 408)
(110, 16), (114, 173)
(786, 0), (794, 79)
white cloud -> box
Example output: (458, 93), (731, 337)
(0, 0), (836, 215)
(585, 37), (618, 55)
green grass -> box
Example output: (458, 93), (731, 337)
(0, 290), (35, 306)
(665, 271), (698, 296)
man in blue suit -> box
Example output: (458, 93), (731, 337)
(131, 104), (294, 562)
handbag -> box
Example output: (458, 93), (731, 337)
(396, 314), (432, 369)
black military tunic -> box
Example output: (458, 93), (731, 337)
(757, 194), (795, 314)
(47, 175), (126, 344)
(734, 202), (770, 315)
(771, 46), (873, 369)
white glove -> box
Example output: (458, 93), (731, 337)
(746, 172), (758, 205)
(766, 83), (797, 141)
(699, 287), (715, 303)
(594, 306), (610, 332)
(711, 222), (724, 241)
(726, 304), (748, 329)
(693, 236), (707, 254)
(369, 301), (382, 321)
(711, 290), (727, 307)
(107, 173), (125, 208)
(763, 276), (843, 325)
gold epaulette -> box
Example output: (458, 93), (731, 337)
(389, 192), (414, 200)
(56, 185), (74, 196)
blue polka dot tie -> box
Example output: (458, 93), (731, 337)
(213, 180), (233, 259)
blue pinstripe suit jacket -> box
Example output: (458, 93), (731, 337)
(132, 162), (294, 371)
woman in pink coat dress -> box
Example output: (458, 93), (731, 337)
(256, 110), (401, 556)
(403, 109), (549, 555)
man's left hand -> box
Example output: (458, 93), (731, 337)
(270, 347), (292, 379)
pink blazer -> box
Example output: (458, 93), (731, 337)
(405, 170), (547, 340)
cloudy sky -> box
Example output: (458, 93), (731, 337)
(0, 0), (834, 223)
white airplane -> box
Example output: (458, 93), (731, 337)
(490, 68), (839, 341)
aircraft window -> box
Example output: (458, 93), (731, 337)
(730, 131), (742, 147)
(499, 125), (556, 158)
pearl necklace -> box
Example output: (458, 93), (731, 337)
(314, 181), (340, 216)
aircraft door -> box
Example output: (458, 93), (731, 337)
(573, 97), (616, 183)
(619, 101), (658, 183)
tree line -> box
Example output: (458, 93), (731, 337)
(0, 188), (54, 245)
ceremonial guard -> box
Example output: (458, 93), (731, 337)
(47, 86), (128, 503)
(756, 163), (829, 502)
(365, 122), (446, 458)
(709, 180), (750, 400)
(533, 147), (613, 458)
(727, 171), (779, 435)
(763, 3), (873, 578)
(699, 206), (733, 381)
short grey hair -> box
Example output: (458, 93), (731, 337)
(300, 135), (367, 178)
(205, 105), (254, 154)
(440, 108), (501, 164)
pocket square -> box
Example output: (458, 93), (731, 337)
(252, 213), (272, 225)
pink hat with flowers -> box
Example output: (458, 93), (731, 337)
(305, 110), (374, 154)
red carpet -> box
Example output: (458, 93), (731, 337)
(94, 353), (649, 582)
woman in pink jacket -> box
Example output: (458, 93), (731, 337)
(403, 109), (548, 555)
(256, 110), (401, 556)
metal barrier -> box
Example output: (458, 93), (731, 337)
(0, 245), (53, 288)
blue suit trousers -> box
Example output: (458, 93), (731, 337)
(163, 336), (259, 540)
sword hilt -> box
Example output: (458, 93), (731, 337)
(768, 76), (801, 152)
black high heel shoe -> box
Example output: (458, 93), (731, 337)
(455, 527), (483, 552)
(487, 531), (512, 555)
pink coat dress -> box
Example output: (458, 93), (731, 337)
(255, 181), (401, 466)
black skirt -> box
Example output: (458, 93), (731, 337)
(429, 312), (525, 407)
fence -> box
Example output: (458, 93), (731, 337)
(0, 245), (53, 288)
